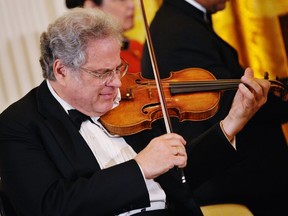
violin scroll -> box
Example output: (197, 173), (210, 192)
(264, 72), (288, 101)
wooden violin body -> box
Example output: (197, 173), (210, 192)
(101, 68), (221, 135)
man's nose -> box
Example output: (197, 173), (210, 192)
(104, 72), (122, 87)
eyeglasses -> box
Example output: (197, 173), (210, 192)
(79, 58), (129, 84)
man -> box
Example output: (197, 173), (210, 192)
(141, 0), (288, 215)
(0, 8), (269, 216)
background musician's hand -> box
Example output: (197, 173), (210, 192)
(134, 133), (187, 179)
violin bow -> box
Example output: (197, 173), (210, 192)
(139, 0), (186, 183)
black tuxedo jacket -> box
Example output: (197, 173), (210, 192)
(0, 81), (240, 216)
(141, 0), (288, 214)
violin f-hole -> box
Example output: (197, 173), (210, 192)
(142, 102), (161, 114)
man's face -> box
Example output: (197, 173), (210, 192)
(62, 37), (122, 117)
(197, 0), (229, 14)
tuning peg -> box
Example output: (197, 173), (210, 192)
(264, 72), (269, 80)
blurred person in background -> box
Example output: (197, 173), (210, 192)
(66, 0), (143, 73)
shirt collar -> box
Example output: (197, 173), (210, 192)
(184, 0), (207, 13)
(46, 80), (121, 122)
(47, 80), (74, 114)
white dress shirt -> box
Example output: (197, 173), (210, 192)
(185, 0), (207, 13)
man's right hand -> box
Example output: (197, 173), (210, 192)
(134, 133), (187, 179)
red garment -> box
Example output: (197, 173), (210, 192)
(120, 39), (143, 73)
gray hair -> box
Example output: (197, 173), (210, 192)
(39, 8), (123, 80)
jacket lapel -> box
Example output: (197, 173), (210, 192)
(36, 81), (101, 176)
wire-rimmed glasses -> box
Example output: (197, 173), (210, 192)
(80, 58), (129, 84)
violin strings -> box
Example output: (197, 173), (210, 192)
(130, 80), (242, 95)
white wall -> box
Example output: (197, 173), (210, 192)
(0, 0), (67, 111)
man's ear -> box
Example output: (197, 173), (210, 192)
(53, 59), (67, 85)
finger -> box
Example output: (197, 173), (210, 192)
(241, 69), (270, 99)
(240, 78), (269, 105)
(177, 146), (181, 155)
(243, 67), (254, 78)
(238, 83), (254, 99)
(173, 153), (187, 168)
(162, 133), (187, 145)
(175, 146), (185, 156)
(240, 77), (262, 101)
(255, 79), (270, 98)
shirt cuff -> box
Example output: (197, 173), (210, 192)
(220, 120), (237, 150)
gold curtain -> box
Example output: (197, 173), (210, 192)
(213, 0), (288, 79)
(125, 0), (163, 43)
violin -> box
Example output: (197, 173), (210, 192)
(100, 68), (288, 136)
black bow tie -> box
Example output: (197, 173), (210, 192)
(68, 109), (92, 130)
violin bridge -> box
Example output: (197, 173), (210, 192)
(148, 86), (153, 99)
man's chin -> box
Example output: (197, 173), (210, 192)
(101, 105), (114, 115)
